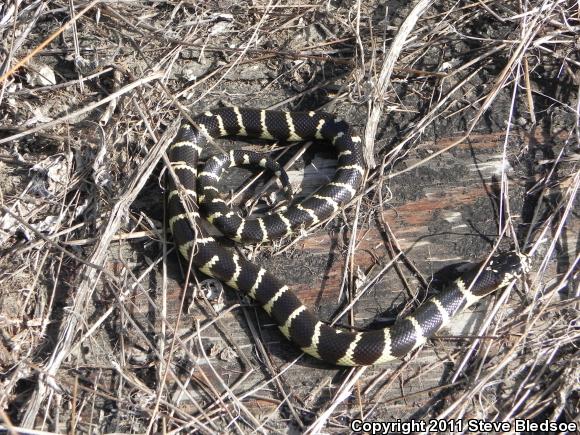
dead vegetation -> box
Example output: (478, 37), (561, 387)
(0, 0), (578, 433)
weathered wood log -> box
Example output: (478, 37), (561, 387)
(117, 128), (574, 424)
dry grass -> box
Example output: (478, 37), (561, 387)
(0, 0), (578, 433)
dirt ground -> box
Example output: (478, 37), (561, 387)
(0, 1), (578, 433)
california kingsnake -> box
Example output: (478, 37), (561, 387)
(167, 107), (527, 366)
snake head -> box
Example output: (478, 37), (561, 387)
(463, 251), (529, 296)
(486, 251), (529, 275)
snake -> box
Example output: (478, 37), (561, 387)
(167, 107), (527, 366)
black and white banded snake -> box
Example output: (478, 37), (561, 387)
(166, 107), (527, 366)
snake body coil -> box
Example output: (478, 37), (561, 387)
(167, 107), (525, 366)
